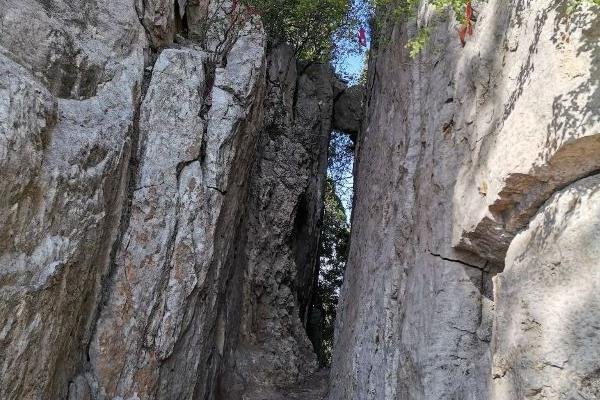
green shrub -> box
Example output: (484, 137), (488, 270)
(568, 0), (600, 13)
(238, 0), (598, 61)
(371, 0), (469, 57)
(373, 0), (599, 58)
(243, 0), (354, 61)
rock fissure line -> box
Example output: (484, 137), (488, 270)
(428, 251), (489, 272)
(143, 214), (181, 353)
(206, 185), (227, 195)
(82, 56), (157, 369)
(135, 2), (155, 48)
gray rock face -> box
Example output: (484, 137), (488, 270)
(0, 2), (145, 396)
(0, 0), (146, 99)
(493, 175), (600, 399)
(5, 0), (598, 398)
(217, 44), (337, 400)
(85, 34), (266, 399)
(333, 84), (363, 139)
(331, 1), (600, 399)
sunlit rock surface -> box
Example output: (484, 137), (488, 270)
(331, 1), (600, 399)
(493, 175), (600, 399)
(0, 1), (146, 397)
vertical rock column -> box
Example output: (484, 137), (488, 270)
(218, 45), (338, 400)
(84, 22), (266, 400)
(0, 1), (147, 398)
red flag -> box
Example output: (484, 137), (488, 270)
(358, 27), (367, 47)
(465, 1), (473, 35)
(466, 1), (472, 19)
(458, 0), (473, 45)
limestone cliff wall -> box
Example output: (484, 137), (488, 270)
(0, 1), (345, 399)
(331, 1), (600, 399)
(3, 0), (597, 399)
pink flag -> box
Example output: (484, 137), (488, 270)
(358, 27), (367, 47)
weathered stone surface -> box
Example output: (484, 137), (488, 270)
(0, 0), (337, 395)
(83, 23), (266, 399)
(492, 174), (600, 399)
(331, 1), (600, 399)
(333, 84), (363, 139)
(453, 1), (600, 265)
(0, 56), (57, 234)
(86, 47), (211, 399)
(0, 33), (145, 400)
(7, 0), (599, 398)
(0, 0), (146, 99)
(0, 2), (147, 397)
(137, 0), (177, 48)
(218, 44), (336, 400)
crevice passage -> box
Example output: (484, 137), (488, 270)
(307, 131), (355, 367)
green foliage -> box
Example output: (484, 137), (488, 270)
(373, 0), (466, 20)
(242, 0), (355, 61)
(371, 0), (469, 57)
(327, 132), (355, 205)
(406, 27), (430, 58)
(373, 0), (599, 58)
(237, 0), (598, 62)
(567, 0), (600, 14)
(306, 132), (354, 366)
(430, 0), (468, 19)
